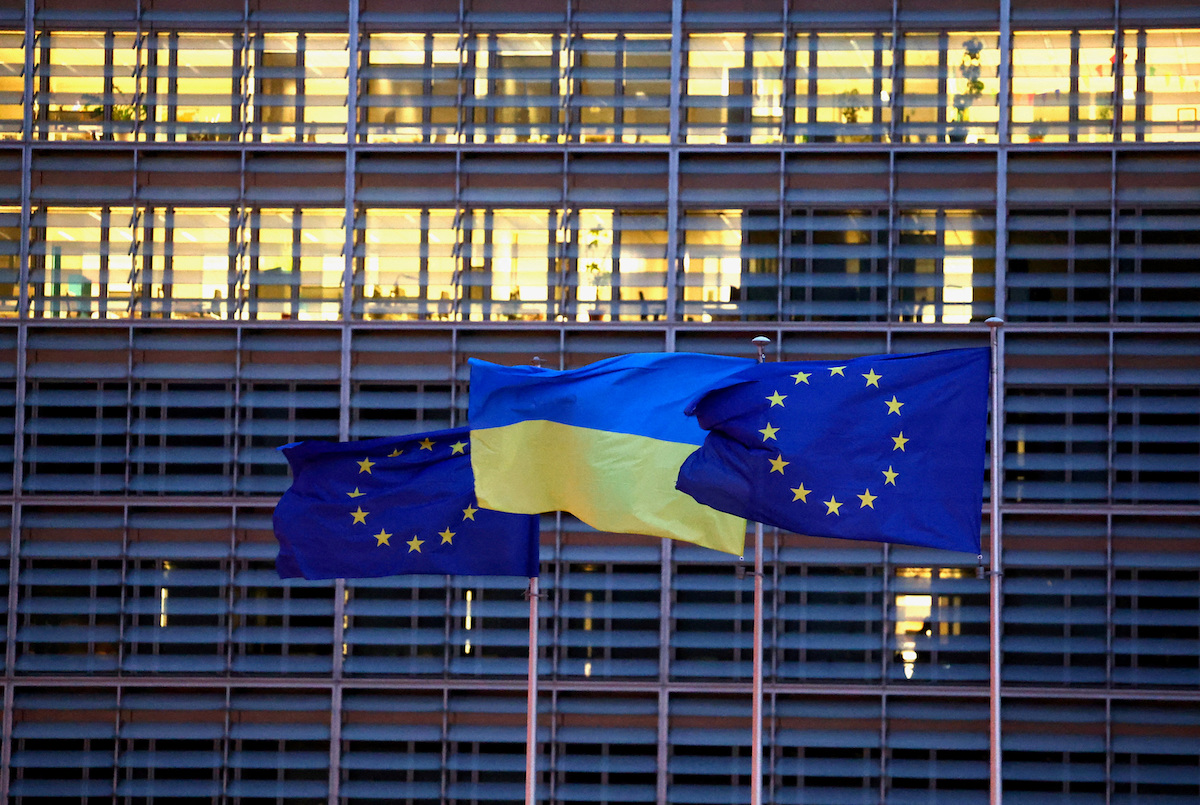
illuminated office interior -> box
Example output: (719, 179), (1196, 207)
(2, 0), (1200, 802)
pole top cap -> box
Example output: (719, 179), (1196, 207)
(984, 317), (1004, 329)
(751, 335), (771, 345)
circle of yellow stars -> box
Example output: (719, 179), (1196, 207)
(347, 436), (478, 553)
(760, 364), (906, 517)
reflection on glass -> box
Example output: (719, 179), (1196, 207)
(37, 32), (141, 142)
(1140, 29), (1200, 143)
(251, 33), (348, 143)
(1008, 209), (1110, 322)
(465, 34), (563, 144)
(898, 33), (999, 144)
(357, 208), (454, 320)
(895, 209), (994, 323)
(784, 209), (887, 322)
(458, 208), (553, 321)
(30, 207), (135, 318)
(792, 33), (891, 143)
(1012, 31), (1116, 143)
(146, 33), (239, 143)
(680, 210), (743, 321)
(361, 33), (461, 144)
(247, 208), (344, 320)
(894, 567), (965, 681)
(0, 33), (23, 139)
(135, 207), (237, 318)
(0, 206), (19, 315)
(685, 34), (784, 145)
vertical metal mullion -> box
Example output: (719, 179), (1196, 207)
(1111, 11), (1123, 143)
(888, 0), (898, 144)
(4, 4), (35, 788)
(879, 545), (890, 804)
(777, 150), (785, 336)
(1104, 692), (1113, 805)
(1069, 30), (1081, 143)
(330, 15), (358, 802)
(1134, 30), (1146, 142)
(664, 0), (682, 329)
(936, 32), (948, 142)
(873, 31), (884, 143)
(886, 151), (895, 323)
(998, 0), (1012, 146)
(296, 32), (307, 144)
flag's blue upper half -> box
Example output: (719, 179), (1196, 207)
(273, 426), (540, 579)
(467, 352), (753, 443)
(675, 348), (990, 554)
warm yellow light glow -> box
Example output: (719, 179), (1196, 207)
(159, 588), (168, 628)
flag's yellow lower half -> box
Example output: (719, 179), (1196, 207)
(471, 420), (747, 555)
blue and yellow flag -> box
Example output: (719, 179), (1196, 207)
(273, 426), (540, 579)
(468, 353), (753, 555)
(675, 348), (989, 554)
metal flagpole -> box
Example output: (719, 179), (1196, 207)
(750, 335), (770, 805)
(525, 576), (540, 805)
(985, 316), (1005, 805)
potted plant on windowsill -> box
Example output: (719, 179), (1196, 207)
(949, 37), (985, 142)
(84, 97), (146, 140)
(1027, 118), (1048, 143)
(837, 89), (871, 143)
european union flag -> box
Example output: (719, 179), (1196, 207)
(273, 426), (540, 579)
(675, 348), (989, 554)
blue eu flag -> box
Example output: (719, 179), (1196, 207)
(273, 426), (540, 579)
(676, 348), (989, 554)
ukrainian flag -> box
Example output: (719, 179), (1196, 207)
(468, 353), (752, 555)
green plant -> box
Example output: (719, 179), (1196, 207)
(838, 88), (864, 125)
(952, 37), (985, 123)
(1028, 118), (1048, 141)
(83, 96), (146, 122)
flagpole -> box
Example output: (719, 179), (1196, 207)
(750, 335), (770, 805)
(526, 355), (543, 805)
(525, 576), (539, 805)
(985, 316), (1004, 805)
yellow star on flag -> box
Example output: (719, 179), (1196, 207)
(829, 366), (846, 376)
(892, 432), (909, 452)
(387, 448), (403, 457)
(791, 483), (811, 502)
(886, 395), (904, 415)
(462, 504), (478, 521)
(419, 438), (435, 451)
(350, 507), (368, 524)
(439, 527), (455, 545)
(857, 489), (877, 509)
(374, 529), (392, 546)
(769, 454), (789, 474)
(347, 487), (365, 498)
(357, 457), (375, 474)
(406, 535), (424, 553)
(882, 466), (899, 485)
(759, 423), (779, 441)
(766, 390), (787, 407)
(791, 370), (811, 385)
(824, 496), (843, 515)
(450, 441), (467, 455)
(862, 368), (881, 387)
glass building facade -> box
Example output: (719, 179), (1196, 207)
(2, 0), (1199, 801)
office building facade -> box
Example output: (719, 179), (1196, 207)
(2, 0), (1199, 801)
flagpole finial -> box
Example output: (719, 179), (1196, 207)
(985, 316), (1004, 329)
(530, 356), (543, 368)
(751, 335), (771, 364)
